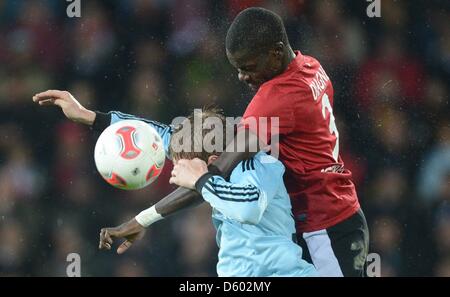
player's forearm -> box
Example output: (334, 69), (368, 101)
(211, 129), (260, 178)
(92, 111), (111, 131)
(155, 186), (204, 217)
(198, 175), (263, 225)
(135, 187), (203, 227)
(78, 108), (97, 125)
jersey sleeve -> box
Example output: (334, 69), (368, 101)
(199, 154), (285, 225)
(109, 111), (173, 159)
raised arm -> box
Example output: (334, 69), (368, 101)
(32, 90), (262, 252)
(32, 90), (97, 125)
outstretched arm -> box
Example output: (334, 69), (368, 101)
(32, 90), (259, 217)
(33, 90), (174, 157)
(32, 89), (260, 218)
(32, 90), (261, 251)
(32, 90), (96, 125)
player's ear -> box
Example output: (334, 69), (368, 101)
(270, 42), (284, 58)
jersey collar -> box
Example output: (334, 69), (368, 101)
(285, 50), (305, 73)
(258, 50), (305, 91)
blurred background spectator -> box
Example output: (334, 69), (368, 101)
(0, 0), (448, 276)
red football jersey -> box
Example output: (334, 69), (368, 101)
(241, 51), (360, 233)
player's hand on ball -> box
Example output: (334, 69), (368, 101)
(99, 218), (146, 254)
(169, 158), (208, 189)
(32, 89), (96, 125)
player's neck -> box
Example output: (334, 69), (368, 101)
(282, 47), (296, 71)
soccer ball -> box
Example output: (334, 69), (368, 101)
(94, 120), (166, 190)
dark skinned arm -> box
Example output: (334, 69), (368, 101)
(155, 128), (259, 216)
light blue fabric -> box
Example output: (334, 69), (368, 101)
(110, 111), (173, 158)
(202, 152), (317, 277)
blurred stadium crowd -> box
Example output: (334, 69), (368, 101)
(0, 0), (449, 276)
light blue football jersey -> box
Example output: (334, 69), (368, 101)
(110, 111), (317, 276)
(200, 152), (317, 277)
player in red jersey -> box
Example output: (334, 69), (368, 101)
(237, 47), (361, 233)
(223, 8), (369, 276)
(34, 7), (368, 276)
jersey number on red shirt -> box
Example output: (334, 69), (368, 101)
(320, 93), (339, 162)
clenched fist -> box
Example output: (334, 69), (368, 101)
(169, 158), (209, 189)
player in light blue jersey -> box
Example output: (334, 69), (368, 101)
(110, 108), (316, 276)
(178, 151), (317, 276)
(31, 90), (315, 276)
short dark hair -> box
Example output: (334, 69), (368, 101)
(226, 7), (289, 55)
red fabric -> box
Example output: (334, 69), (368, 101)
(241, 51), (360, 232)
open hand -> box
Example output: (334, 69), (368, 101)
(32, 90), (96, 125)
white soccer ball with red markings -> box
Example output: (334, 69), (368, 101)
(94, 120), (165, 190)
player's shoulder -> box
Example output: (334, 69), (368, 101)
(259, 78), (310, 98)
(245, 83), (309, 117)
(256, 68), (315, 104)
(232, 152), (284, 176)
